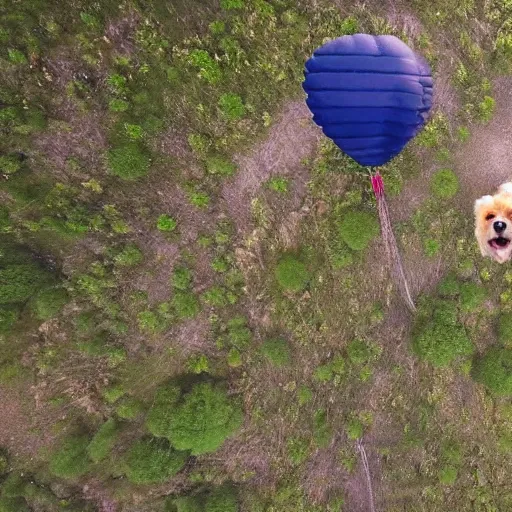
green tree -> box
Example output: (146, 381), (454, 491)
(0, 263), (51, 304)
(49, 435), (90, 479)
(87, 418), (120, 462)
(168, 383), (243, 455)
(146, 384), (181, 438)
(338, 211), (379, 251)
(275, 254), (310, 292)
(472, 347), (512, 396)
(124, 437), (188, 484)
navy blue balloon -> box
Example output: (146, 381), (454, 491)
(303, 34), (433, 167)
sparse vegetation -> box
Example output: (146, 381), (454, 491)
(431, 169), (460, 199)
(260, 338), (291, 366)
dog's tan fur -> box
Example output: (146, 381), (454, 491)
(475, 182), (512, 263)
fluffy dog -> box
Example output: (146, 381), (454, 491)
(475, 183), (512, 263)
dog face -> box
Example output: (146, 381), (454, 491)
(475, 183), (512, 263)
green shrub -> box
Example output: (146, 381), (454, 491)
(438, 274), (460, 298)
(137, 310), (166, 333)
(157, 214), (177, 232)
(205, 485), (238, 512)
(171, 267), (193, 290)
(227, 348), (242, 367)
(226, 316), (251, 348)
(267, 177), (290, 194)
(413, 322), (473, 367)
(297, 385), (313, 405)
(188, 50), (222, 84)
(313, 356), (345, 383)
(313, 409), (331, 448)
(106, 73), (127, 92)
(0, 263), (51, 304)
(31, 287), (68, 320)
(346, 417), (363, 440)
(206, 156), (236, 177)
(0, 155), (21, 175)
(438, 465), (458, 485)
(0, 497), (30, 512)
(275, 254), (310, 292)
(108, 98), (129, 112)
(188, 191), (210, 208)
(124, 123), (144, 139)
(472, 347), (512, 396)
(479, 95), (495, 122)
(221, 0), (244, 9)
(218, 93), (245, 120)
(108, 144), (150, 180)
(116, 397), (144, 420)
(212, 256), (230, 273)
(1, 473), (25, 497)
(498, 314), (512, 348)
(187, 354), (209, 374)
(287, 437), (310, 466)
(338, 211), (379, 251)
(430, 169), (459, 199)
(49, 435), (90, 479)
(87, 418), (120, 462)
(124, 437), (188, 484)
(459, 282), (486, 312)
(146, 384), (181, 438)
(347, 339), (370, 365)
(260, 338), (291, 367)
(7, 49), (27, 64)
(0, 306), (20, 332)
(173, 496), (204, 512)
(114, 244), (143, 266)
(172, 291), (200, 319)
(202, 286), (231, 307)
(102, 384), (126, 404)
(168, 382), (243, 455)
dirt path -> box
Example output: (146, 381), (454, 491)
(455, 77), (512, 204)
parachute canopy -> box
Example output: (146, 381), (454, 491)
(303, 34), (433, 167)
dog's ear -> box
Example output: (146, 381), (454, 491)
(499, 182), (512, 195)
(474, 195), (494, 215)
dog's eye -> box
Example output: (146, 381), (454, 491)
(485, 213), (496, 220)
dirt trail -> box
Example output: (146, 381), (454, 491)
(455, 77), (512, 203)
(222, 101), (322, 235)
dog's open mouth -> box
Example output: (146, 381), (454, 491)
(489, 237), (511, 250)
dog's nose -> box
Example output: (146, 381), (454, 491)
(494, 221), (507, 234)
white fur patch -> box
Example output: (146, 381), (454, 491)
(499, 182), (512, 195)
(474, 195), (494, 213)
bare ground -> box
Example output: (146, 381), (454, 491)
(222, 102), (322, 236)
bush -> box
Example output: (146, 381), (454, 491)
(346, 417), (363, 440)
(205, 485), (238, 512)
(413, 322), (473, 367)
(49, 435), (90, 479)
(157, 214), (177, 232)
(431, 169), (459, 199)
(206, 156), (236, 177)
(287, 437), (310, 466)
(108, 144), (150, 180)
(275, 254), (310, 292)
(218, 93), (245, 120)
(173, 496), (204, 512)
(172, 291), (201, 319)
(7, 49), (27, 64)
(438, 274), (460, 298)
(260, 338), (291, 366)
(0, 155), (21, 175)
(188, 50), (222, 84)
(146, 384), (181, 438)
(0, 497), (30, 512)
(0, 306), (20, 332)
(31, 287), (68, 320)
(347, 339), (370, 365)
(171, 267), (193, 291)
(116, 397), (144, 419)
(87, 418), (120, 462)
(267, 177), (289, 194)
(472, 347), (512, 396)
(168, 382), (243, 455)
(479, 95), (495, 122)
(297, 385), (313, 405)
(438, 465), (458, 485)
(108, 99), (129, 112)
(0, 263), (51, 304)
(202, 286), (232, 307)
(114, 244), (143, 266)
(124, 437), (188, 484)
(188, 191), (210, 208)
(498, 314), (512, 348)
(102, 384), (126, 404)
(338, 211), (379, 251)
(459, 282), (486, 312)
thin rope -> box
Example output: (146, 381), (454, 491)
(357, 439), (377, 512)
(368, 167), (416, 312)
